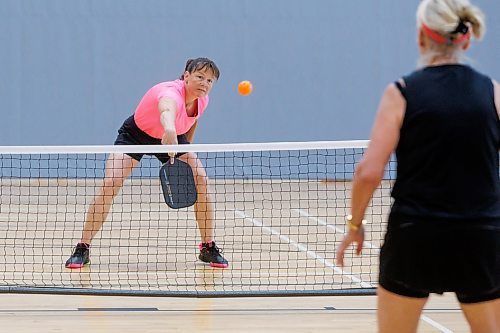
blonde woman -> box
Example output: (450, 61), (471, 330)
(336, 0), (499, 332)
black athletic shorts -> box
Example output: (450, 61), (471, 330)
(379, 213), (500, 304)
(114, 115), (189, 163)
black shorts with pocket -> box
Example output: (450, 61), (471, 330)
(379, 213), (500, 304)
(114, 115), (189, 163)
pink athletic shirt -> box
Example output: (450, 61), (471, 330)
(133, 80), (209, 139)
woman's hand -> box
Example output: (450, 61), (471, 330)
(161, 128), (178, 146)
(162, 128), (178, 164)
(335, 228), (365, 267)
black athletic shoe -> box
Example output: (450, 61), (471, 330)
(199, 241), (228, 268)
(65, 243), (90, 268)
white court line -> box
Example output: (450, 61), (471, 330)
(284, 209), (453, 333)
(294, 209), (377, 249)
(233, 209), (372, 289)
(421, 315), (455, 333)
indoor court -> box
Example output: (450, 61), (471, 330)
(0, 143), (471, 332)
(2, 1), (498, 332)
(0, 293), (468, 332)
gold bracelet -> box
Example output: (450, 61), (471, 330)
(346, 215), (367, 232)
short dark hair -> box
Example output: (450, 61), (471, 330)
(180, 58), (220, 80)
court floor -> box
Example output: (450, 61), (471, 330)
(0, 179), (389, 293)
(0, 293), (468, 332)
(0, 178), (470, 331)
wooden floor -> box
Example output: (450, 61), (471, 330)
(0, 178), (469, 331)
(0, 179), (390, 293)
(0, 293), (469, 332)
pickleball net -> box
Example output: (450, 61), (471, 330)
(0, 141), (395, 297)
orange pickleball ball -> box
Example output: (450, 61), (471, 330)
(238, 80), (253, 96)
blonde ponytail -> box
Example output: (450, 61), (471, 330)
(417, 0), (486, 40)
(458, 4), (486, 40)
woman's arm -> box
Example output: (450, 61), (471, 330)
(158, 97), (178, 145)
(350, 84), (405, 226)
(336, 83), (405, 266)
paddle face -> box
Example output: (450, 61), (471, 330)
(159, 159), (197, 209)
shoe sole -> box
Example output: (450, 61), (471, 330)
(65, 263), (89, 269)
(209, 262), (228, 268)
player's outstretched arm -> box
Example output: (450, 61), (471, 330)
(159, 97), (178, 146)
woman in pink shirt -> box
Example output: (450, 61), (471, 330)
(66, 58), (228, 269)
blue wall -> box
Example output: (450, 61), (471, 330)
(1, 0), (499, 145)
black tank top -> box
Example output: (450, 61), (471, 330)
(391, 64), (500, 220)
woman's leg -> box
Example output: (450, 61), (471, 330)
(460, 298), (500, 333)
(178, 152), (214, 243)
(81, 153), (139, 243)
(377, 286), (428, 333)
(178, 152), (227, 267)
